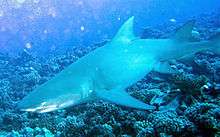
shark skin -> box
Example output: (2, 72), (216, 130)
(17, 17), (220, 113)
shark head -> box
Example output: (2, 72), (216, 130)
(18, 101), (60, 113)
(17, 92), (82, 113)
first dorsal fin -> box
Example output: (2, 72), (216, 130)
(113, 16), (136, 43)
(173, 20), (195, 42)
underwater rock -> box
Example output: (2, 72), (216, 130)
(169, 73), (209, 106)
(49, 54), (78, 70)
(20, 127), (34, 136)
(0, 80), (15, 110)
(2, 127), (55, 137)
(1, 112), (28, 131)
(195, 12), (220, 40)
(57, 115), (85, 136)
(8, 66), (41, 100)
(5, 130), (20, 137)
(0, 53), (10, 79)
(10, 49), (35, 66)
(136, 127), (155, 137)
(88, 124), (115, 137)
(146, 111), (196, 136)
(133, 110), (197, 137)
(134, 120), (154, 134)
(141, 27), (166, 39)
(194, 51), (220, 81)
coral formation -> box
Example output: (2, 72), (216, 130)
(184, 103), (220, 137)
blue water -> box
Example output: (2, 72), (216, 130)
(0, 0), (220, 55)
(0, 1), (220, 136)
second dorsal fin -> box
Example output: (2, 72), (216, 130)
(173, 20), (195, 42)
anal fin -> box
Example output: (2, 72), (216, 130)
(178, 54), (195, 65)
(95, 88), (155, 110)
(153, 61), (177, 74)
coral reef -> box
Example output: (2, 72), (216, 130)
(56, 115), (86, 136)
(169, 74), (209, 106)
(133, 110), (196, 137)
(0, 127), (55, 137)
(184, 103), (220, 137)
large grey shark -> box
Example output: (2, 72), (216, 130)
(17, 17), (220, 113)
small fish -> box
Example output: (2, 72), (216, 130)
(191, 30), (200, 38)
(169, 18), (177, 23)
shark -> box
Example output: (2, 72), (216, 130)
(17, 16), (220, 113)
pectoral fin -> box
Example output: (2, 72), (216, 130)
(95, 88), (155, 110)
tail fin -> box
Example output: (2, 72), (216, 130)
(210, 33), (220, 55)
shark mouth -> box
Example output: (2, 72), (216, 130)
(19, 100), (75, 113)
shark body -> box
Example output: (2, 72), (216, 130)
(17, 17), (220, 113)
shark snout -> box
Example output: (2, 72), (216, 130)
(17, 100), (65, 113)
(17, 91), (82, 113)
